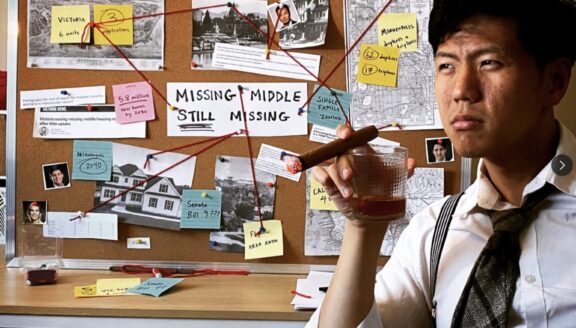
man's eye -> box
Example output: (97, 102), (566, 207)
(438, 63), (452, 70)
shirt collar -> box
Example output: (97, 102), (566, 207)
(455, 121), (576, 215)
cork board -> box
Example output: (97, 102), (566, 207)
(13, 0), (461, 266)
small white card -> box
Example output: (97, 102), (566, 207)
(20, 86), (106, 109)
(43, 212), (118, 240)
(127, 237), (151, 249)
(255, 144), (301, 182)
(212, 43), (321, 81)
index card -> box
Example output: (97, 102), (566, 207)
(43, 212), (118, 240)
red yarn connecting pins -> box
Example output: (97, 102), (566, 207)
(70, 131), (242, 221)
(237, 85), (265, 234)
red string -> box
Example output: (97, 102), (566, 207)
(89, 23), (175, 109)
(231, 5), (329, 89)
(96, 4), (229, 25)
(300, 0), (396, 109)
(291, 290), (312, 299)
(237, 86), (264, 230)
(118, 265), (250, 278)
(332, 91), (351, 126)
(266, 16), (281, 60)
(143, 131), (240, 169)
(70, 131), (240, 221)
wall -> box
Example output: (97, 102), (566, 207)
(556, 67), (576, 134)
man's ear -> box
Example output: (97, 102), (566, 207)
(545, 58), (572, 106)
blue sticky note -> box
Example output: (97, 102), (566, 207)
(180, 190), (222, 229)
(308, 85), (352, 129)
(72, 141), (113, 181)
(127, 278), (184, 297)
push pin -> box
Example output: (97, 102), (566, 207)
(146, 154), (155, 160)
(86, 104), (93, 111)
(265, 182), (274, 188)
(218, 157), (229, 163)
(227, 2), (233, 7)
(201, 192), (209, 198)
(152, 268), (163, 278)
(297, 107), (305, 116)
(60, 90), (69, 96)
(191, 61), (201, 68)
(169, 105), (177, 111)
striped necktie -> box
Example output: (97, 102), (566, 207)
(451, 183), (556, 328)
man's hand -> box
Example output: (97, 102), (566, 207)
(311, 124), (416, 221)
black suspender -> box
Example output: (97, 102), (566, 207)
(429, 192), (464, 325)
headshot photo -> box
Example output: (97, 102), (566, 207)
(425, 137), (455, 164)
(42, 162), (71, 190)
(268, 0), (300, 31)
(38, 126), (48, 136)
(23, 200), (47, 225)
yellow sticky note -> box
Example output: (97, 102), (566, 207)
(357, 44), (400, 87)
(94, 5), (134, 46)
(96, 278), (141, 296)
(50, 5), (91, 44)
(244, 220), (284, 260)
(74, 284), (97, 298)
(310, 176), (338, 211)
(377, 13), (418, 52)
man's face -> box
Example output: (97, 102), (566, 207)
(433, 144), (447, 161)
(51, 169), (64, 185)
(278, 7), (291, 25)
(434, 16), (551, 160)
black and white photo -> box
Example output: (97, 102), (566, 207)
(93, 143), (197, 230)
(279, 0), (329, 49)
(192, 0), (268, 69)
(210, 156), (276, 252)
(28, 0), (164, 70)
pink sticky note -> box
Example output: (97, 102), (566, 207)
(113, 82), (155, 124)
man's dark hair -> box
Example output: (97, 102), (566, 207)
(428, 0), (576, 66)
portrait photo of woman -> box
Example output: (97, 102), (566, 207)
(23, 200), (47, 225)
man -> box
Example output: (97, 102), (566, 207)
(48, 165), (67, 188)
(276, 3), (297, 30)
(429, 139), (449, 162)
(307, 0), (575, 327)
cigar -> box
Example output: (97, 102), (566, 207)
(285, 125), (379, 174)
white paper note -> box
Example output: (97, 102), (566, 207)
(255, 144), (301, 182)
(43, 212), (118, 240)
(212, 43), (321, 81)
(20, 86), (106, 109)
(33, 105), (146, 139)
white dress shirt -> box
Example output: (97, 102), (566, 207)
(306, 122), (576, 328)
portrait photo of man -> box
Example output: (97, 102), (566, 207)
(425, 137), (455, 164)
(268, 0), (301, 32)
(42, 162), (71, 190)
